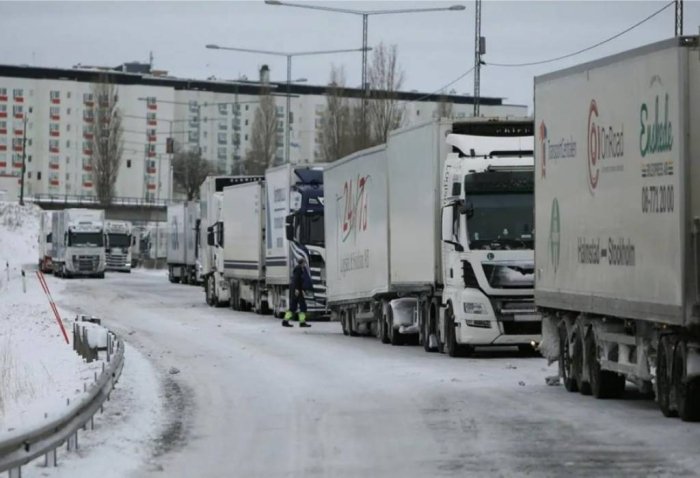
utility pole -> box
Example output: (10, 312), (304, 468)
(473, 0), (483, 117)
(675, 0), (683, 36)
(19, 114), (28, 206)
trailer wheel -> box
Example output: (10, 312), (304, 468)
(348, 311), (359, 337)
(574, 331), (591, 395)
(379, 313), (390, 344)
(559, 323), (578, 393)
(388, 308), (403, 346)
(423, 308), (436, 353)
(657, 336), (677, 417)
(340, 310), (349, 336)
(674, 341), (700, 422)
(587, 332), (625, 399)
(205, 276), (215, 306)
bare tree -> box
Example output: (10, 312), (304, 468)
(319, 65), (361, 162)
(89, 74), (123, 205)
(367, 42), (405, 145)
(172, 147), (219, 200)
(436, 92), (454, 119)
(245, 87), (278, 174)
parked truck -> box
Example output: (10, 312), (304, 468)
(167, 202), (200, 284)
(52, 208), (106, 278)
(324, 119), (539, 355)
(38, 211), (53, 273)
(535, 36), (700, 420)
(265, 164), (327, 317)
(104, 220), (133, 272)
(200, 176), (262, 306)
(222, 180), (268, 312)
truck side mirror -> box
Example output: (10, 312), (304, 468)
(441, 205), (464, 253)
(460, 200), (474, 219)
(285, 215), (295, 242)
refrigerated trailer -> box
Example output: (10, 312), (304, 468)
(167, 202), (200, 284)
(535, 36), (700, 420)
(265, 164), (327, 318)
(325, 119), (539, 354)
(200, 176), (262, 307)
(222, 180), (268, 312)
(38, 211), (53, 273)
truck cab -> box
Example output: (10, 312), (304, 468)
(53, 208), (106, 278)
(104, 220), (133, 272)
(437, 122), (540, 356)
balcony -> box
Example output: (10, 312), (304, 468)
(83, 181), (93, 188)
(50, 130), (60, 137)
(14, 97), (23, 104)
(49, 163), (60, 170)
(83, 132), (94, 140)
(0, 145), (6, 152)
(49, 147), (59, 153)
(51, 98), (60, 105)
(146, 167), (156, 174)
(14, 145), (24, 152)
(14, 129), (23, 136)
(0, 161), (6, 168)
(13, 161), (23, 168)
(0, 94), (6, 102)
(0, 112), (6, 119)
(50, 114), (59, 121)
(49, 179), (60, 186)
(14, 113), (23, 120)
(147, 103), (157, 111)
(146, 183), (156, 191)
(0, 128), (5, 134)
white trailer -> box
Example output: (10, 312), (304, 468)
(325, 119), (539, 354)
(166, 202), (200, 284)
(104, 220), (133, 272)
(38, 211), (53, 273)
(52, 208), (106, 278)
(222, 180), (268, 313)
(200, 176), (262, 307)
(535, 36), (700, 420)
(265, 164), (327, 317)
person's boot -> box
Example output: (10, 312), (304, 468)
(298, 313), (310, 328)
(282, 311), (294, 327)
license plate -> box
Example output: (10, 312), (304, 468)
(514, 314), (540, 322)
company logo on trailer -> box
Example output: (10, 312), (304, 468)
(339, 174), (370, 243)
(548, 198), (560, 273)
(539, 121), (576, 180)
(587, 99), (624, 194)
(639, 75), (675, 179)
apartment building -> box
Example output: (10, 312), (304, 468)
(0, 62), (526, 202)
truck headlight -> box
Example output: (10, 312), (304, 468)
(463, 302), (486, 314)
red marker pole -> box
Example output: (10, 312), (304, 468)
(36, 271), (69, 344)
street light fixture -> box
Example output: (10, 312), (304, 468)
(264, 0), (465, 141)
(206, 43), (368, 164)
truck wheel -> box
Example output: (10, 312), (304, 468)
(423, 313), (436, 353)
(348, 311), (359, 337)
(379, 314), (390, 344)
(388, 308), (403, 346)
(574, 331), (591, 396)
(674, 341), (700, 422)
(445, 306), (472, 358)
(559, 323), (578, 393)
(205, 277), (215, 306)
(587, 332), (625, 399)
(657, 336), (676, 417)
(340, 311), (349, 336)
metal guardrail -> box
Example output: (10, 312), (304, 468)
(0, 321), (125, 477)
(30, 194), (170, 208)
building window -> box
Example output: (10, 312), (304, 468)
(83, 93), (94, 104)
(276, 106), (284, 117)
(244, 134), (248, 141)
(49, 139), (59, 153)
(245, 105), (249, 111)
(67, 108), (71, 116)
(218, 120), (227, 131)
(66, 156), (70, 164)
(203, 131), (208, 139)
(37, 171), (42, 180)
(50, 123), (60, 136)
(188, 131), (198, 143)
(189, 100), (198, 113)
(66, 140), (71, 148)
(146, 112), (157, 125)
(146, 97), (157, 109)
(218, 104), (227, 115)
(50, 90), (60, 103)
(13, 105), (23, 117)
(0, 88), (7, 99)
(127, 159), (131, 168)
(27, 171), (31, 179)
(27, 155), (32, 162)
(189, 118), (199, 128)
(67, 91), (71, 99)
(66, 173), (70, 180)
(49, 106), (59, 119)
(66, 124), (71, 132)
(217, 147), (227, 159)
(232, 133), (240, 145)
(217, 133), (227, 145)
(12, 88), (23, 99)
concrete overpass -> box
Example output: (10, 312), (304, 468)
(30, 194), (168, 223)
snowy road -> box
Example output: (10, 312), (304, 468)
(54, 271), (700, 477)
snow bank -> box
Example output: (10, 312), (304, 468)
(0, 202), (103, 435)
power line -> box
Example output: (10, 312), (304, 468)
(487, 1), (674, 68)
(409, 66), (476, 104)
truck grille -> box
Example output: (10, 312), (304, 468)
(502, 321), (541, 336)
(106, 254), (128, 269)
(489, 297), (541, 336)
(75, 255), (99, 272)
(308, 255), (326, 306)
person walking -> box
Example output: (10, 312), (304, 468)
(282, 257), (312, 328)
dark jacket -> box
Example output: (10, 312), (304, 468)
(292, 264), (312, 292)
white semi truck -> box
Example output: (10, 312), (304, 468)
(222, 180), (268, 312)
(38, 211), (53, 273)
(104, 220), (133, 272)
(166, 202), (200, 284)
(265, 164), (327, 317)
(535, 36), (700, 420)
(324, 119), (539, 355)
(200, 176), (262, 306)
(52, 208), (106, 278)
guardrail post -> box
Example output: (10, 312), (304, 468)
(44, 449), (57, 467)
(8, 466), (21, 478)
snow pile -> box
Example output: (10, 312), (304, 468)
(0, 202), (103, 435)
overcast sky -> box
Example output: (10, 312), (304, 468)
(1, 1), (698, 110)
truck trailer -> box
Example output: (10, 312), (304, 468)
(324, 119), (539, 355)
(52, 208), (106, 278)
(535, 36), (700, 420)
(167, 202), (200, 284)
(200, 176), (262, 306)
(38, 211), (53, 273)
(265, 164), (327, 318)
(104, 220), (133, 272)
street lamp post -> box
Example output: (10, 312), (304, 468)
(206, 44), (367, 164)
(19, 114), (28, 206)
(264, 1), (465, 141)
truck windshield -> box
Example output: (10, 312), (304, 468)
(301, 213), (324, 247)
(69, 232), (104, 247)
(464, 170), (534, 249)
(108, 233), (131, 248)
